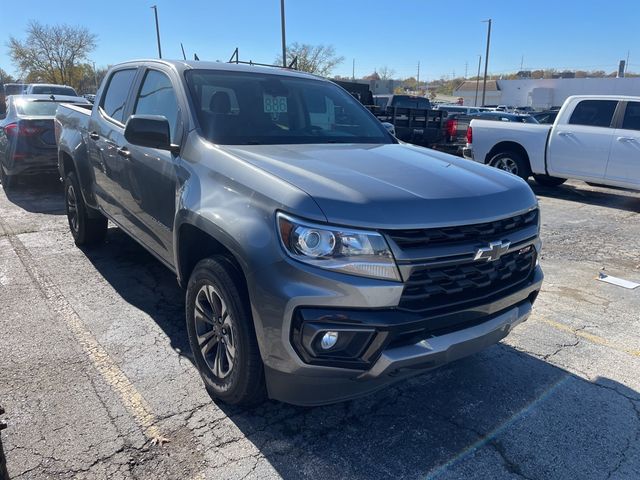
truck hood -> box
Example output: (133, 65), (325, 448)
(222, 143), (537, 229)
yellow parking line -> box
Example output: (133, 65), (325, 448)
(2, 219), (167, 444)
(537, 316), (640, 358)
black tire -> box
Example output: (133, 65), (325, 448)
(489, 151), (531, 180)
(0, 167), (15, 190)
(64, 171), (108, 246)
(186, 256), (266, 406)
(533, 174), (567, 187)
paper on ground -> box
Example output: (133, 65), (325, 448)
(597, 272), (640, 289)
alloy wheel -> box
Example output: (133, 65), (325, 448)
(194, 284), (236, 379)
(66, 184), (79, 233)
(493, 157), (518, 175)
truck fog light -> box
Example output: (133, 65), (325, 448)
(320, 331), (339, 350)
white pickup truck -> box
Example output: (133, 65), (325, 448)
(463, 95), (640, 190)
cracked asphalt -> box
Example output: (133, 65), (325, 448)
(0, 176), (639, 480)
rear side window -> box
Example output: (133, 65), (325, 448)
(101, 69), (137, 124)
(621, 102), (640, 131)
(133, 70), (180, 141)
(569, 100), (617, 128)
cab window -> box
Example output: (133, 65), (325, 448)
(569, 100), (617, 128)
(101, 69), (137, 124)
(133, 70), (180, 142)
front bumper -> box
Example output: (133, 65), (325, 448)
(263, 265), (542, 406)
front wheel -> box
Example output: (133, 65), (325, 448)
(533, 174), (567, 187)
(489, 151), (531, 180)
(186, 256), (266, 406)
(64, 171), (108, 246)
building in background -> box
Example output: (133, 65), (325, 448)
(453, 80), (501, 106)
(455, 77), (640, 109)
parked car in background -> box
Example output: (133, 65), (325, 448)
(495, 105), (516, 112)
(532, 110), (559, 124)
(83, 93), (97, 103)
(3, 83), (27, 96)
(514, 106), (536, 114)
(0, 94), (89, 188)
(474, 112), (539, 123)
(432, 111), (537, 156)
(464, 95), (640, 190)
(435, 105), (483, 116)
(24, 84), (78, 96)
(56, 59), (543, 407)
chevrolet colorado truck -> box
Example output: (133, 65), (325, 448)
(55, 60), (543, 406)
(464, 95), (640, 190)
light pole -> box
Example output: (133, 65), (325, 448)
(474, 55), (482, 106)
(280, 0), (287, 67)
(92, 62), (98, 90)
(151, 5), (162, 59)
(481, 19), (492, 107)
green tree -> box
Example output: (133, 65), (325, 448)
(8, 21), (97, 90)
(275, 43), (344, 77)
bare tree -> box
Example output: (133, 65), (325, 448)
(378, 66), (396, 80)
(8, 21), (97, 88)
(275, 43), (344, 77)
(0, 68), (16, 85)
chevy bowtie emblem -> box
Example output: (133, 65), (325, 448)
(474, 240), (511, 262)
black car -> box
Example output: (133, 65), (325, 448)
(0, 94), (89, 188)
(532, 110), (559, 124)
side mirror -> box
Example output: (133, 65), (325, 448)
(124, 115), (177, 152)
(381, 122), (396, 136)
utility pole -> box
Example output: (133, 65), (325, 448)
(151, 5), (162, 59)
(520, 55), (524, 71)
(481, 19), (492, 106)
(92, 62), (98, 90)
(474, 55), (481, 106)
(352, 59), (355, 80)
(417, 61), (420, 85)
(280, 0), (287, 67)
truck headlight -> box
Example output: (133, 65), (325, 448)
(277, 213), (401, 281)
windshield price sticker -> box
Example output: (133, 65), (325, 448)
(263, 95), (288, 113)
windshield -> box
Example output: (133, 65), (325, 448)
(185, 70), (393, 145)
(15, 100), (80, 116)
(31, 86), (77, 96)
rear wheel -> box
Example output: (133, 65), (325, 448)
(64, 171), (108, 246)
(186, 256), (266, 406)
(0, 167), (15, 190)
(489, 151), (531, 180)
(533, 174), (567, 187)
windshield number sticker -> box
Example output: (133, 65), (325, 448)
(264, 95), (288, 114)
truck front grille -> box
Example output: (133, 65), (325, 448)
(398, 246), (536, 313)
(387, 209), (538, 249)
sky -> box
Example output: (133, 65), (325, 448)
(0, 0), (638, 81)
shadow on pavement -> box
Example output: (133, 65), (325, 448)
(81, 226), (640, 479)
(529, 180), (640, 213)
(2, 174), (64, 215)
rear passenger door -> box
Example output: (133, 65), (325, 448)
(606, 101), (640, 187)
(546, 99), (618, 180)
(88, 67), (138, 227)
(121, 68), (182, 263)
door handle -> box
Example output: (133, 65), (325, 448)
(558, 131), (574, 137)
(617, 136), (636, 143)
(89, 131), (99, 140)
(117, 146), (131, 158)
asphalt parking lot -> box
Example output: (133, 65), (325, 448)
(0, 176), (639, 480)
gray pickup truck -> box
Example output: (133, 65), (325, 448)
(55, 59), (543, 406)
